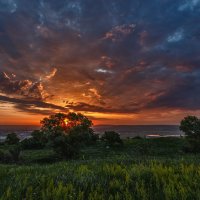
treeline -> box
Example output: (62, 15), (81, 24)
(1, 113), (200, 163)
(0, 113), (123, 163)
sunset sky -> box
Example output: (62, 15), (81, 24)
(0, 0), (200, 125)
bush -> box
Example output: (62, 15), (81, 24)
(68, 127), (99, 146)
(20, 130), (47, 150)
(21, 138), (44, 149)
(101, 131), (123, 147)
(9, 145), (21, 162)
(53, 135), (79, 159)
(31, 130), (48, 143)
(51, 127), (98, 160)
(182, 138), (200, 153)
(5, 133), (20, 145)
(0, 150), (12, 163)
(133, 136), (143, 140)
(0, 150), (4, 162)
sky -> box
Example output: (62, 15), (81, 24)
(0, 0), (200, 125)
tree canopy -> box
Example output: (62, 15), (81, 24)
(180, 116), (200, 139)
(180, 116), (200, 153)
(40, 112), (93, 136)
(40, 112), (96, 159)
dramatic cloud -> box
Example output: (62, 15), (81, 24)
(0, 0), (199, 124)
(66, 102), (140, 114)
(0, 71), (51, 100)
(0, 95), (68, 115)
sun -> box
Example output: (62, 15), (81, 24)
(64, 119), (68, 125)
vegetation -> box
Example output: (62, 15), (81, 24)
(8, 145), (21, 162)
(39, 112), (98, 159)
(0, 137), (200, 199)
(1, 159), (200, 199)
(0, 137), (188, 164)
(52, 135), (79, 159)
(180, 115), (200, 152)
(21, 130), (47, 150)
(5, 133), (20, 145)
(1, 114), (200, 199)
(40, 112), (93, 137)
(101, 131), (123, 147)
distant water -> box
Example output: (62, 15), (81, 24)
(93, 125), (182, 138)
(0, 125), (182, 141)
(0, 125), (40, 141)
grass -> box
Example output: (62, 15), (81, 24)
(1, 137), (200, 199)
(0, 137), (188, 163)
(1, 160), (200, 199)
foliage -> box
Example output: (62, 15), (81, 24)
(68, 127), (99, 145)
(101, 131), (123, 147)
(40, 112), (93, 136)
(1, 160), (200, 199)
(21, 130), (47, 150)
(31, 130), (48, 144)
(8, 145), (21, 162)
(53, 135), (79, 159)
(40, 112), (97, 158)
(180, 116), (200, 138)
(180, 116), (200, 152)
(0, 137), (187, 164)
(20, 149), (57, 164)
(21, 138), (43, 150)
(40, 113), (68, 136)
(5, 133), (20, 145)
(0, 150), (4, 161)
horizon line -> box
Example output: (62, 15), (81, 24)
(0, 124), (180, 126)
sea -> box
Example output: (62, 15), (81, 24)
(0, 125), (183, 142)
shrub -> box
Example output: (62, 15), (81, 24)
(31, 130), (48, 143)
(133, 136), (143, 140)
(68, 127), (99, 146)
(20, 138), (43, 149)
(20, 130), (48, 150)
(9, 145), (21, 162)
(101, 131), (123, 147)
(53, 135), (79, 159)
(0, 150), (4, 162)
(5, 133), (20, 145)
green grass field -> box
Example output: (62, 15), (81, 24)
(1, 138), (200, 199)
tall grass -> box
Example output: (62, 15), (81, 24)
(1, 160), (200, 200)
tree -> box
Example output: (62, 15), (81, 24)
(40, 112), (97, 158)
(180, 116), (200, 152)
(101, 131), (123, 147)
(40, 113), (68, 137)
(5, 133), (20, 145)
(41, 112), (93, 136)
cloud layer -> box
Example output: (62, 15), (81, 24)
(0, 0), (200, 124)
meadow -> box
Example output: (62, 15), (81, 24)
(1, 138), (200, 199)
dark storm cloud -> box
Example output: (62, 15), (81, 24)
(66, 102), (140, 114)
(0, 72), (48, 100)
(0, 95), (68, 115)
(0, 0), (200, 115)
(146, 72), (200, 110)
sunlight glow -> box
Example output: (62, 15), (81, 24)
(64, 119), (68, 125)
